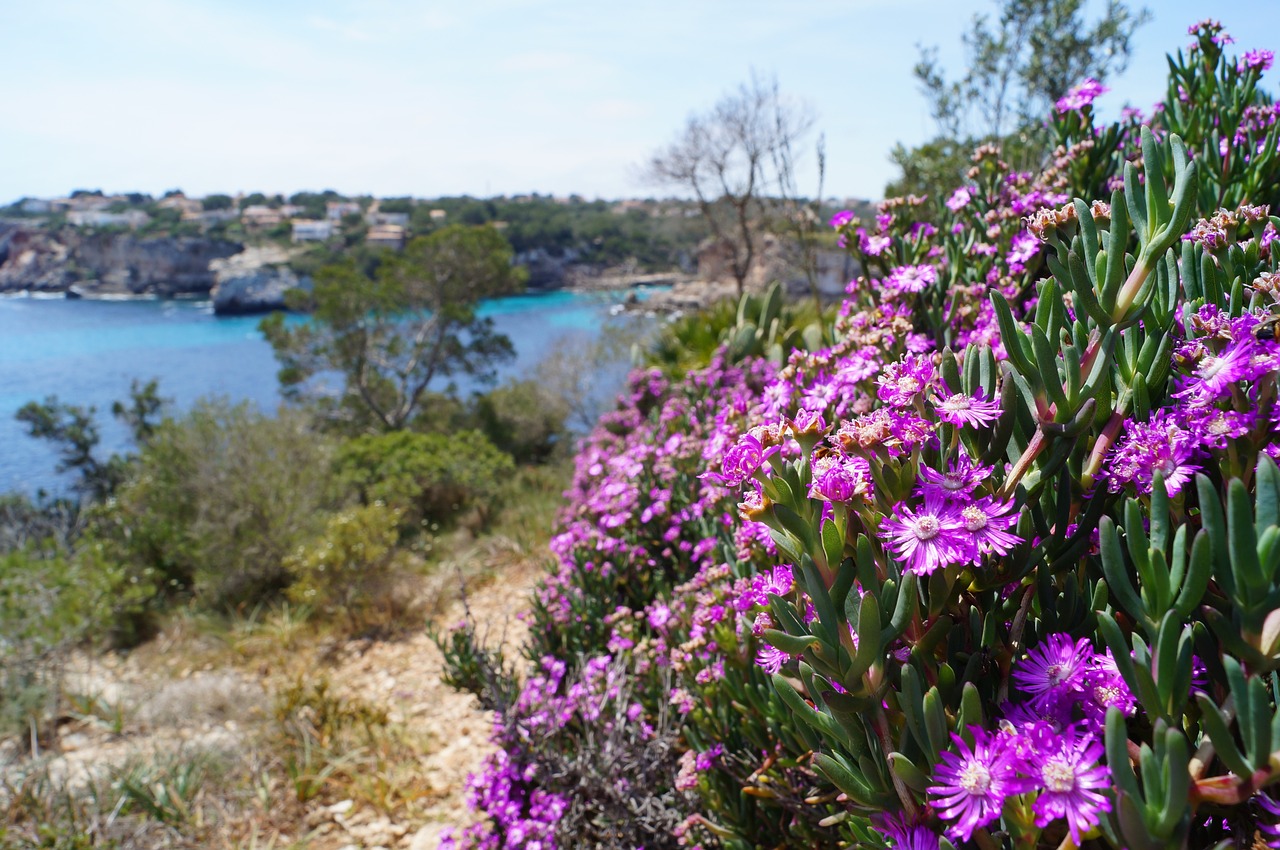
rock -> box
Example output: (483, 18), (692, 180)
(0, 222), (241, 296)
(210, 265), (310, 315)
(328, 799), (355, 816)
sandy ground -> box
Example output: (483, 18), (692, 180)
(4, 556), (543, 850)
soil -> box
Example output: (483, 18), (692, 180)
(2, 556), (543, 850)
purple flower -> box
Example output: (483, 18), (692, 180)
(755, 643), (793, 674)
(705, 432), (779, 488)
(1025, 725), (1112, 845)
(946, 186), (974, 212)
(886, 264), (938, 294)
(877, 354), (937, 407)
(1255, 791), (1280, 847)
(917, 454), (993, 502)
(879, 493), (968, 576)
(1080, 650), (1136, 727)
(1055, 79), (1108, 114)
(933, 390), (1003, 428)
(874, 812), (941, 850)
(929, 728), (1020, 843)
(1013, 634), (1092, 713)
(1106, 410), (1201, 497)
(808, 453), (873, 503)
(959, 497), (1022, 561)
(829, 210), (855, 229)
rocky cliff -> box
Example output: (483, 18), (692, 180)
(209, 245), (311, 315)
(0, 222), (241, 296)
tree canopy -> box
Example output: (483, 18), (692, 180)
(888, 0), (1148, 198)
(645, 73), (816, 296)
(261, 224), (527, 432)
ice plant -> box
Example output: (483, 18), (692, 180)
(928, 729), (1020, 842)
(879, 494), (968, 575)
(439, 21), (1280, 850)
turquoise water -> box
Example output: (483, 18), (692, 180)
(0, 289), (654, 495)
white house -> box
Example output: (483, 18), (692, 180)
(292, 219), (334, 242)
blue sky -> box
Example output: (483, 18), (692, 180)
(3, 0), (1278, 203)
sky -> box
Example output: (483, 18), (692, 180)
(3, 0), (1279, 203)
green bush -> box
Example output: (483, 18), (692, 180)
(335, 429), (514, 530)
(85, 400), (336, 614)
(0, 547), (120, 746)
(284, 503), (410, 630)
(472, 379), (571, 464)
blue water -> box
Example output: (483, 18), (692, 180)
(0, 289), (656, 495)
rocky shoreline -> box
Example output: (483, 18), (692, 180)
(0, 221), (718, 316)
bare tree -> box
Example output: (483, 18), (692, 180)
(645, 73), (814, 298)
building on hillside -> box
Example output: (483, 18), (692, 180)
(292, 219), (334, 242)
(326, 201), (362, 221)
(366, 224), (406, 250)
(157, 194), (203, 216)
(188, 208), (239, 224)
(367, 211), (409, 228)
(428, 209), (447, 222)
(242, 206), (284, 229)
(67, 209), (150, 228)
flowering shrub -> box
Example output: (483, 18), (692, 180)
(440, 19), (1280, 850)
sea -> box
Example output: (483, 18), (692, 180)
(0, 288), (660, 496)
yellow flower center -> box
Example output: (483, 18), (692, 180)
(1041, 759), (1076, 793)
(959, 761), (993, 794)
(963, 505), (988, 532)
(914, 515), (940, 540)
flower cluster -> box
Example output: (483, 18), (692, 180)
(929, 635), (1127, 844)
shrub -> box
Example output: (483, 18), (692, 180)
(471, 378), (571, 465)
(335, 429), (514, 530)
(84, 400), (336, 613)
(284, 503), (412, 632)
(0, 547), (119, 748)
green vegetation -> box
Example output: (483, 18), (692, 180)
(261, 224), (527, 431)
(888, 0), (1148, 198)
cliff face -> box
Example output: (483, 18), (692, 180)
(0, 223), (241, 296)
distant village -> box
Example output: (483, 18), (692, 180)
(1, 189), (877, 309)
(3, 190), (736, 254)
(13, 191), (472, 252)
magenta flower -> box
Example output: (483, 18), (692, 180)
(808, 453), (873, 503)
(1174, 338), (1257, 405)
(879, 494), (968, 576)
(756, 564), (794, 598)
(829, 210), (855, 229)
(1013, 634), (1092, 713)
(917, 454), (993, 502)
(960, 497), (1022, 561)
(1055, 79), (1108, 114)
(933, 390), (1003, 428)
(929, 728), (1020, 843)
(877, 354), (937, 407)
(946, 186), (974, 212)
(886, 264), (938, 294)
(755, 643), (793, 675)
(858, 228), (892, 256)
(705, 432), (779, 488)
(1026, 725), (1112, 844)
